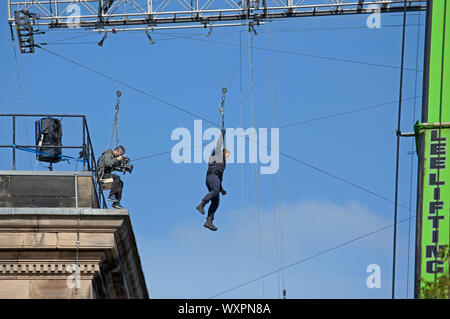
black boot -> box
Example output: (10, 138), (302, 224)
(112, 202), (123, 209)
(196, 200), (207, 215)
(204, 217), (218, 231)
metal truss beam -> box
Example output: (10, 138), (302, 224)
(7, 1), (426, 32)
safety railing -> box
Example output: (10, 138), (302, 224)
(0, 114), (108, 208)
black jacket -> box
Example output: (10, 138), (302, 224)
(97, 149), (119, 178)
(206, 131), (226, 181)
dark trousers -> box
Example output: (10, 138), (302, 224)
(105, 173), (123, 201)
(202, 174), (221, 219)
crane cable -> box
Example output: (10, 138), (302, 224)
(208, 28), (223, 88)
(207, 26), (240, 136)
(210, 214), (417, 299)
(268, 29), (282, 299)
(247, 20), (265, 299)
(35, 45), (419, 215)
(110, 90), (122, 149)
(101, 44), (120, 150)
(129, 96), (421, 162)
(265, 20), (280, 298)
(159, 31), (423, 73)
(9, 22), (33, 169)
(219, 87), (227, 147)
(101, 35), (151, 150)
(265, 21), (287, 299)
(239, 29), (248, 298)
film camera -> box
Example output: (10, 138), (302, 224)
(113, 155), (134, 174)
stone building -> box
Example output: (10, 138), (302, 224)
(0, 170), (148, 299)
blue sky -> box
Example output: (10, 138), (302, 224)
(0, 3), (426, 298)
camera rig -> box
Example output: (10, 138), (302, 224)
(113, 156), (133, 174)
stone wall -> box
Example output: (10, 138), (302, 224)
(0, 208), (148, 299)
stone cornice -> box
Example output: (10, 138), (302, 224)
(0, 208), (127, 233)
(0, 263), (99, 274)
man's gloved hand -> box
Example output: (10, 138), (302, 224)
(220, 188), (227, 196)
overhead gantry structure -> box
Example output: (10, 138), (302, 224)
(8, 1), (426, 34)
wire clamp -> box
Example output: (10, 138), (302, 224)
(145, 29), (156, 45)
(206, 25), (214, 37)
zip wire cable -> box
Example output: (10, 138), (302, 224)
(45, 33), (94, 44)
(211, 23), (425, 36)
(121, 45), (151, 94)
(210, 214), (417, 299)
(36, 41), (420, 132)
(158, 31), (423, 73)
(112, 90), (122, 149)
(266, 23), (281, 298)
(101, 44), (122, 150)
(35, 45), (417, 215)
(105, 42), (152, 149)
(208, 32), (223, 88)
(206, 28), (241, 109)
(44, 42), (98, 46)
(130, 134), (417, 214)
(131, 141), (212, 162)
(36, 45), (218, 127)
(392, 0), (409, 299)
(247, 25), (265, 299)
(129, 96), (421, 160)
(265, 20), (287, 299)
(239, 29), (248, 298)
(278, 97), (421, 129)
(269, 22), (288, 299)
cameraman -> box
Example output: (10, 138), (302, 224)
(97, 145), (126, 209)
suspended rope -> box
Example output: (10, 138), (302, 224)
(265, 21), (281, 298)
(210, 214), (417, 299)
(265, 20), (287, 299)
(239, 29), (247, 298)
(206, 25), (241, 89)
(159, 31), (423, 73)
(45, 33), (94, 44)
(100, 40), (121, 150)
(207, 24), (240, 136)
(110, 90), (122, 149)
(35, 46), (419, 215)
(219, 87), (227, 146)
(392, 0), (409, 299)
(211, 23), (424, 36)
(247, 22), (265, 299)
(275, 174), (287, 297)
(36, 45), (218, 126)
(9, 22), (33, 170)
(101, 32), (153, 150)
(208, 31), (223, 88)
(278, 97), (421, 129)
